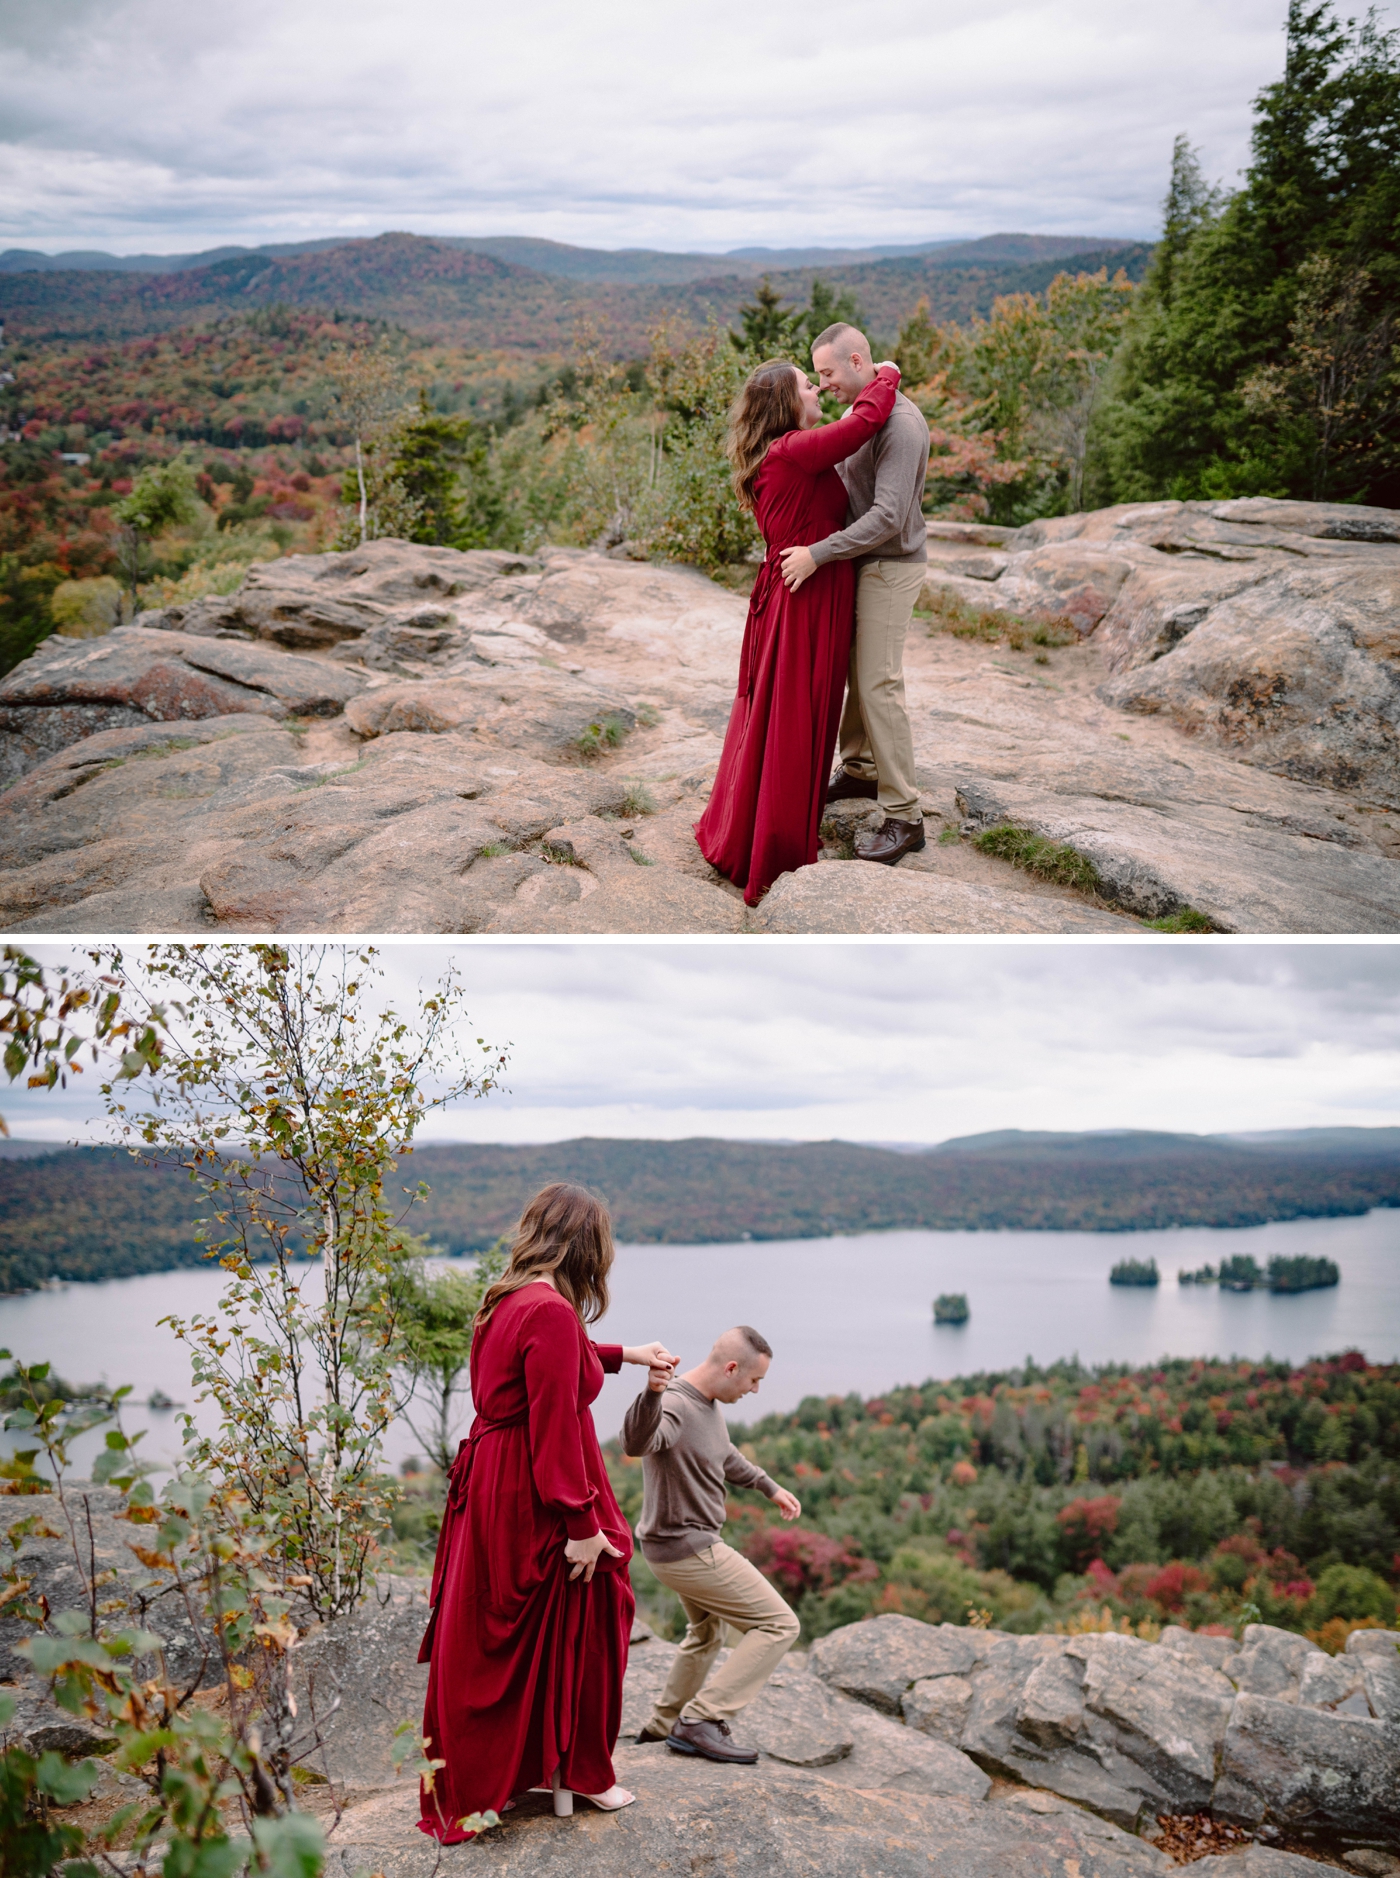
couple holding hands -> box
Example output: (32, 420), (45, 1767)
(696, 323), (932, 905)
(417, 1182), (805, 1841)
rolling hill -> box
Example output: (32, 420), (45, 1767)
(0, 230), (1155, 351)
(0, 230), (1135, 285)
(1, 1129), (1397, 1293)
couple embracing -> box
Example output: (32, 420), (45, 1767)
(416, 1182), (804, 1841)
(696, 323), (931, 906)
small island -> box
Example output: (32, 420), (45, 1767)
(1109, 1257), (1160, 1287)
(1179, 1253), (1340, 1293)
(933, 1293), (970, 1324)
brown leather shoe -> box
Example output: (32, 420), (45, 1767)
(855, 817), (926, 865)
(825, 767), (879, 804)
(666, 1717), (759, 1763)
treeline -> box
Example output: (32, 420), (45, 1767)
(3, 1133), (1399, 1293)
(606, 1351), (1400, 1643)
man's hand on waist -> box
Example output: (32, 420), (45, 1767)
(779, 545), (816, 591)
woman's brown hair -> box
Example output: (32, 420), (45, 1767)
(474, 1182), (615, 1332)
(726, 359), (804, 513)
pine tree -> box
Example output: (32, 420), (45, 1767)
(730, 277), (804, 356)
(1097, 1), (1400, 506)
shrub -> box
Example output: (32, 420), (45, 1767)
(1305, 1562), (1397, 1630)
(48, 575), (121, 638)
(1057, 1495), (1122, 1572)
(743, 1525), (876, 1602)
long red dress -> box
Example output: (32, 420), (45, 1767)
(417, 1285), (634, 1841)
(694, 366), (900, 905)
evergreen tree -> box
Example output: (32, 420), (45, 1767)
(730, 276), (805, 355)
(1098, 1), (1400, 505)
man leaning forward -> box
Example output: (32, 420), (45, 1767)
(781, 321), (931, 866)
(622, 1325), (802, 1764)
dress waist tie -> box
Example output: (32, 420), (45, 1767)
(417, 1410), (529, 1663)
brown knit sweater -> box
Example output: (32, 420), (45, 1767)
(621, 1379), (779, 1563)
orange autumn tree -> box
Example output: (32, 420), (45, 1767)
(897, 270), (1136, 524)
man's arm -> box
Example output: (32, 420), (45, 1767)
(621, 1385), (683, 1457)
(721, 1442), (780, 1497)
(722, 1444), (802, 1520)
(807, 405), (930, 567)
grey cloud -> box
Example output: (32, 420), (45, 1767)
(1, 0), (1353, 249)
(6, 944), (1398, 1146)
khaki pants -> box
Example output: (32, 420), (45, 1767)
(644, 1542), (800, 1729)
(837, 558), (927, 823)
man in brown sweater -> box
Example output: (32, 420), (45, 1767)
(780, 321), (931, 866)
(621, 1325), (802, 1764)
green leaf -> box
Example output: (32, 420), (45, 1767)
(0, 1691), (15, 1727)
(250, 1811), (326, 1878)
(22, 1635), (113, 1674)
(161, 1834), (245, 1878)
(37, 1752), (100, 1805)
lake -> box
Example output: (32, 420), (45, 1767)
(5, 1208), (1396, 1479)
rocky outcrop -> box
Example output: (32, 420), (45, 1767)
(808, 1615), (1400, 1847)
(6, 1501), (1392, 1876)
(922, 497), (1400, 810)
(327, 1761), (1170, 1878)
(2, 520), (1399, 933)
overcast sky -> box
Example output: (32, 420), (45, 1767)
(5, 941), (1399, 1148)
(3, 0), (1384, 255)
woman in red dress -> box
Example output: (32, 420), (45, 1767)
(417, 1183), (676, 1841)
(694, 358), (901, 905)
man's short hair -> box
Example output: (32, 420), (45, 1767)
(811, 322), (869, 359)
(735, 1324), (772, 1359)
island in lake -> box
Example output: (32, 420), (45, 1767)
(1179, 1253), (1340, 1293)
(1109, 1257), (1160, 1287)
(933, 1293), (970, 1324)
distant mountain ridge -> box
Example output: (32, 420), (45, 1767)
(1, 1128), (1396, 1293)
(0, 229), (1155, 349)
(0, 230), (1135, 285)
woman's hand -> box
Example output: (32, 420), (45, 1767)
(622, 1341), (678, 1370)
(875, 360), (902, 375)
(565, 1530), (624, 1583)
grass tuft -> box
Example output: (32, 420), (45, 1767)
(635, 703), (662, 729)
(617, 779), (657, 817)
(1143, 907), (1218, 933)
(937, 825), (961, 845)
(922, 588), (1079, 652)
(627, 845), (654, 866)
(476, 841), (511, 860)
(574, 712), (633, 760)
(973, 822), (1102, 894)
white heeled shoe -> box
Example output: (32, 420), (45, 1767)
(550, 1768), (634, 1815)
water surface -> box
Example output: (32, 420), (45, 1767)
(5, 1208), (1394, 1477)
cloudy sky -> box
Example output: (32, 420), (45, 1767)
(2, 0), (1381, 255)
(6, 941), (1399, 1148)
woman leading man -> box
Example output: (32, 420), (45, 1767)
(694, 358), (901, 905)
(418, 1182), (676, 1839)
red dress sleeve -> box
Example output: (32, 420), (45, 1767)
(591, 1343), (624, 1373)
(769, 366), (899, 475)
(520, 1296), (603, 1540)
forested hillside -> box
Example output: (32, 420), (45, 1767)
(605, 1350), (1400, 1644)
(3, 1130), (1399, 1293)
(0, 233), (1150, 349)
(1, 5), (1393, 681)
